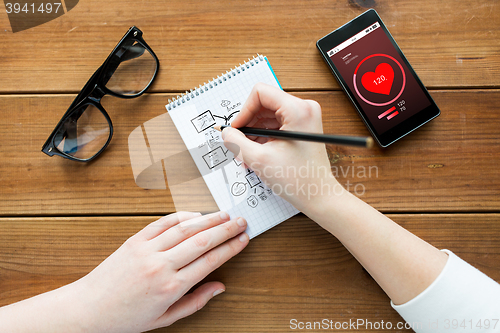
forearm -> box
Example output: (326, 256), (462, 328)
(222, 83), (449, 306)
(0, 279), (94, 333)
(305, 185), (448, 305)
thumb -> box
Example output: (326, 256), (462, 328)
(222, 127), (263, 166)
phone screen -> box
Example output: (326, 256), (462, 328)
(327, 21), (432, 136)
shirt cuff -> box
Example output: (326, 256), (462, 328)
(391, 250), (500, 332)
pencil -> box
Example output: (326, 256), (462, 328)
(213, 125), (374, 148)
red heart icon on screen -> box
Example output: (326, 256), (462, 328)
(361, 63), (394, 95)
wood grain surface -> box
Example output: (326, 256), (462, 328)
(0, 0), (499, 332)
(0, 0), (498, 93)
(0, 91), (498, 215)
(0, 214), (499, 332)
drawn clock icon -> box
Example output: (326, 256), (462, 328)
(353, 53), (406, 107)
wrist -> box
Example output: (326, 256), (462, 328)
(71, 274), (109, 333)
(301, 182), (361, 234)
(298, 178), (340, 213)
(54, 278), (99, 332)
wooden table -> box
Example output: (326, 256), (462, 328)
(1, 0), (499, 331)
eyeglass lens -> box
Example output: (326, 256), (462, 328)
(105, 41), (157, 96)
(53, 38), (157, 160)
(54, 104), (111, 160)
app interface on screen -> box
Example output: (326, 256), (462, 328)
(328, 22), (431, 135)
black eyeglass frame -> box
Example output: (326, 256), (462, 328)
(41, 26), (159, 162)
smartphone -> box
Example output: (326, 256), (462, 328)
(317, 9), (440, 147)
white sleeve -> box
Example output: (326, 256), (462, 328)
(391, 250), (500, 333)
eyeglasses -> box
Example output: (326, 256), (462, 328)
(42, 26), (159, 162)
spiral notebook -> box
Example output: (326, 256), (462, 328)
(166, 55), (298, 239)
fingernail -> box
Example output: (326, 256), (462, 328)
(237, 217), (246, 227)
(221, 128), (229, 140)
(220, 212), (229, 220)
(192, 212), (202, 217)
(239, 233), (249, 242)
(213, 289), (225, 297)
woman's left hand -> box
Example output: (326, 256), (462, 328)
(77, 211), (248, 333)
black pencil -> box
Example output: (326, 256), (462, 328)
(213, 125), (373, 148)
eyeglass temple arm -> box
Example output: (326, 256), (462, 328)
(58, 39), (147, 134)
(101, 40), (147, 86)
(67, 39), (146, 111)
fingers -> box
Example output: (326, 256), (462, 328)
(222, 127), (264, 165)
(230, 82), (301, 128)
(177, 231), (249, 288)
(247, 113), (282, 130)
(243, 109), (282, 129)
(154, 281), (225, 328)
(166, 217), (248, 270)
(138, 211), (202, 241)
(231, 83), (323, 134)
(150, 211), (231, 252)
(224, 83), (324, 166)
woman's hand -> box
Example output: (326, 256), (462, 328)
(77, 211), (249, 332)
(222, 83), (341, 213)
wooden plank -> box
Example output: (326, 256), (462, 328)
(0, 0), (499, 93)
(0, 90), (499, 216)
(0, 214), (498, 331)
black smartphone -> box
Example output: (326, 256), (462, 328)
(317, 9), (440, 147)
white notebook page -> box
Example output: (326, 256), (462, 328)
(167, 55), (298, 238)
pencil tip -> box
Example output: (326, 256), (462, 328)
(366, 137), (374, 148)
(213, 125), (222, 132)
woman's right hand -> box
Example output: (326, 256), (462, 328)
(222, 83), (342, 213)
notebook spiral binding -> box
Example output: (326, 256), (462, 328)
(166, 54), (265, 112)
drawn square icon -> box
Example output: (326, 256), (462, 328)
(245, 172), (261, 188)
